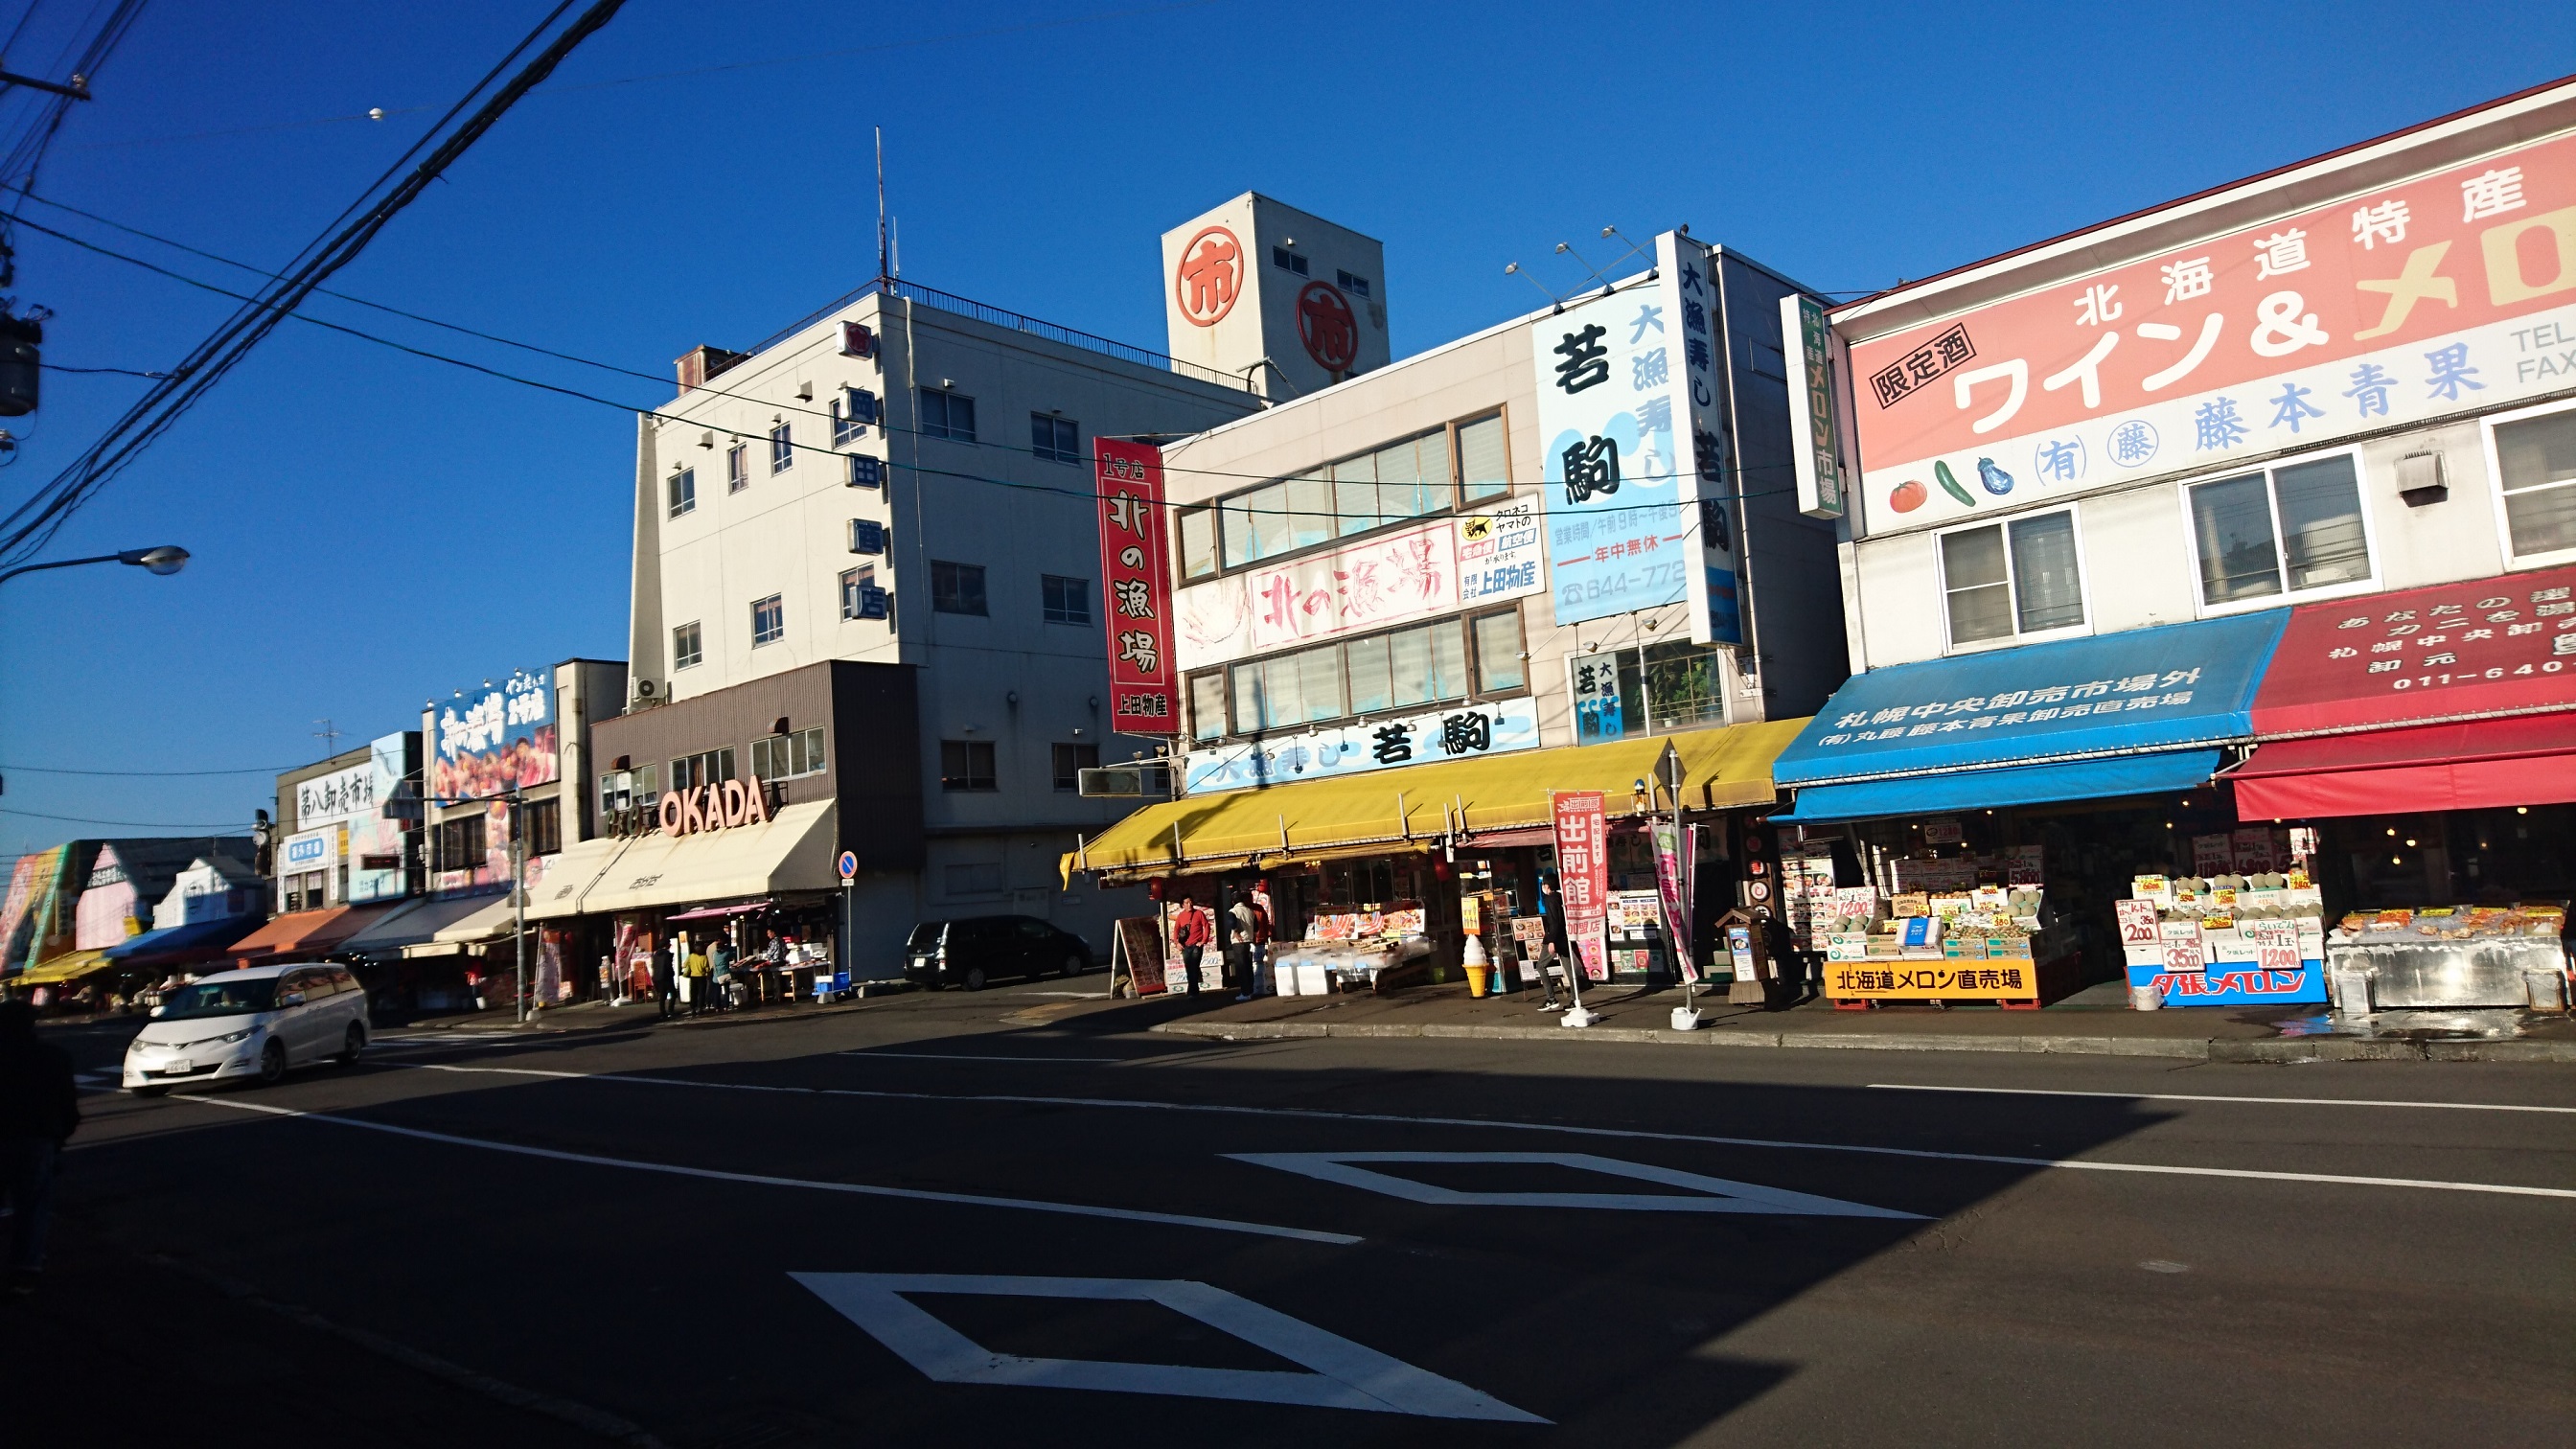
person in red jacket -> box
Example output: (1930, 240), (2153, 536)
(1170, 896), (1213, 996)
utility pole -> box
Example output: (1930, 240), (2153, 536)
(511, 786), (528, 1024)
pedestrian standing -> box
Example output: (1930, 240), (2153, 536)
(653, 940), (678, 1021)
(0, 999), (77, 1297)
(1171, 896), (1212, 996)
(682, 941), (712, 1016)
(709, 937), (735, 1012)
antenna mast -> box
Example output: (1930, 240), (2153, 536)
(875, 126), (888, 286)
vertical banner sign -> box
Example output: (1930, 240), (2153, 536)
(1781, 293), (1847, 519)
(1531, 284), (1687, 628)
(1656, 232), (1745, 645)
(1651, 818), (1697, 984)
(1093, 439), (1178, 733)
(1551, 790), (1610, 978)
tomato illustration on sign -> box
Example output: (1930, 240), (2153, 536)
(1889, 480), (1927, 513)
(1297, 281), (1358, 372)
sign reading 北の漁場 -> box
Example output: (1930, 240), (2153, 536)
(1847, 126), (2576, 533)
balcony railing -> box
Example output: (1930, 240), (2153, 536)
(748, 276), (1255, 395)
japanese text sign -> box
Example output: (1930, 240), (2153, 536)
(432, 669), (557, 799)
(1094, 439), (1179, 734)
(1181, 697), (1540, 793)
(1828, 963), (2035, 1001)
(1168, 518), (1458, 670)
(2249, 564), (2576, 735)
(1456, 495), (1545, 604)
(1550, 790), (1610, 926)
(1532, 283), (1692, 628)
(1782, 291), (1848, 519)
(1658, 232), (1744, 644)
(1849, 127), (2576, 529)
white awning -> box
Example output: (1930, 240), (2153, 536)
(522, 835), (638, 922)
(539, 801), (838, 919)
(341, 894), (495, 953)
(433, 893), (526, 945)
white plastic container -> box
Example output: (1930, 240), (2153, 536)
(2128, 982), (2163, 1011)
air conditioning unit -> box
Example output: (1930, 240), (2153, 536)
(1078, 763), (1174, 798)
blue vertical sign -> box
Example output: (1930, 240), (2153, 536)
(1532, 285), (1689, 627)
(1657, 232), (1743, 645)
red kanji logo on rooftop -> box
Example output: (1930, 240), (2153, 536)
(1297, 281), (1357, 372)
(1174, 226), (1243, 327)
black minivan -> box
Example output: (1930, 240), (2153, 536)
(906, 915), (1095, 991)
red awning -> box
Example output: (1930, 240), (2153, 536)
(2230, 713), (2576, 818)
(224, 905), (389, 962)
(2249, 564), (2576, 738)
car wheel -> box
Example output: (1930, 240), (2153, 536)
(1062, 954), (1082, 978)
(128, 1085), (169, 1097)
(337, 1022), (366, 1066)
(256, 1038), (288, 1086)
(963, 964), (988, 992)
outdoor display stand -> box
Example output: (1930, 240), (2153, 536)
(2322, 905), (2569, 1012)
(2119, 870), (2328, 1008)
(1818, 883), (2054, 1009)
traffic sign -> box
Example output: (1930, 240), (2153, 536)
(837, 850), (859, 882)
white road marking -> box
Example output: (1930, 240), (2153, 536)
(169, 1092), (1358, 1245)
(1869, 1082), (2576, 1115)
(839, 1050), (1123, 1064)
(1231, 1151), (1923, 1218)
(794, 1273), (1545, 1422)
(376, 1062), (2576, 1203)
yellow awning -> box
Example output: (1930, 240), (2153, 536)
(1066, 719), (1807, 882)
(7, 948), (115, 988)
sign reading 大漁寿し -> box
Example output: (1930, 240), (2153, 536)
(1848, 127), (2576, 532)
(1180, 697), (1539, 794)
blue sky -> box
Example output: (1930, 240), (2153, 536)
(1, 0), (2568, 862)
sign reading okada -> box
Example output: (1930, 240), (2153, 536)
(658, 779), (772, 838)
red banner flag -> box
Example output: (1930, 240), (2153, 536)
(1094, 439), (1178, 734)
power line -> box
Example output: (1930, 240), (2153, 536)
(0, 806), (252, 830)
(0, 761), (297, 775)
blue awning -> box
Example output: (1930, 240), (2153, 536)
(102, 914), (259, 962)
(1775, 748), (2227, 823)
(1774, 611), (2288, 789)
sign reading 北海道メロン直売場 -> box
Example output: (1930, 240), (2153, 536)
(1849, 128), (2576, 530)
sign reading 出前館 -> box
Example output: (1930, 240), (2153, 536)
(1847, 126), (2576, 533)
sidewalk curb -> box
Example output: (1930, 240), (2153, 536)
(1149, 1017), (2576, 1063)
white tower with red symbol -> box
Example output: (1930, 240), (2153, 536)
(1161, 193), (1391, 404)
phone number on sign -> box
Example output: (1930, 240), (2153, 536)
(2388, 659), (2564, 689)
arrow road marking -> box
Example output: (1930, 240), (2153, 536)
(1230, 1151), (1924, 1218)
(794, 1273), (1546, 1423)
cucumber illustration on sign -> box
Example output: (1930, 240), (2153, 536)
(1976, 457), (2014, 495)
(1934, 460), (1975, 507)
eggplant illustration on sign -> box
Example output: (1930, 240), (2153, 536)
(1934, 460), (1975, 507)
(1976, 457), (2014, 495)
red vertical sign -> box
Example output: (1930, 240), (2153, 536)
(1550, 791), (1610, 928)
(1094, 439), (1178, 733)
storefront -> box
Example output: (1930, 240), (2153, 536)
(1771, 611), (2316, 1007)
(1070, 722), (1806, 994)
(2218, 567), (2576, 1010)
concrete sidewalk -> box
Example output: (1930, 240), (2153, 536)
(1146, 978), (2576, 1063)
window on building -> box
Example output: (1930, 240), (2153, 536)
(433, 815), (486, 874)
(751, 593), (785, 646)
(726, 442), (748, 492)
(1941, 510), (2086, 646)
(1221, 619), (1467, 735)
(1188, 672), (1228, 742)
(1471, 609), (1527, 694)
(2496, 406), (2576, 560)
(1031, 413), (1081, 464)
(518, 796), (562, 858)
(669, 748), (736, 794)
(931, 561), (987, 615)
(1178, 507), (1218, 581)
(667, 468), (697, 518)
(1335, 268), (1371, 297)
(1641, 640), (1728, 730)
(2187, 454), (2370, 608)
(1051, 742), (1099, 792)
(770, 424), (794, 473)
(846, 454), (883, 488)
(918, 387), (977, 442)
(833, 387), (876, 446)
(849, 518), (887, 555)
(1457, 412), (1509, 503)
(1041, 574), (1092, 625)
(672, 621), (703, 670)
(751, 725), (828, 781)
(1212, 426), (1468, 570)
(1272, 246), (1308, 276)
(840, 565), (891, 622)
(945, 862), (1003, 896)
(940, 739), (997, 792)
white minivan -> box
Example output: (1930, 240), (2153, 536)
(123, 962), (370, 1094)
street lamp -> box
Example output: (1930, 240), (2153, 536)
(0, 543), (190, 587)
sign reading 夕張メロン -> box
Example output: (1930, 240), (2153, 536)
(1095, 439), (1178, 733)
(1848, 127), (2576, 531)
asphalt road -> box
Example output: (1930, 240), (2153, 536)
(12, 979), (2574, 1447)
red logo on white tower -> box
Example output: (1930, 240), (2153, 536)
(1174, 227), (1244, 327)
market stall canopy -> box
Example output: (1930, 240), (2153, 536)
(6, 948), (112, 988)
(521, 834), (637, 923)
(1772, 611), (2286, 822)
(563, 801), (838, 917)
(2220, 566), (2576, 819)
(2228, 714), (2576, 819)
(431, 893), (526, 946)
(337, 895), (478, 955)
(225, 904), (392, 963)
(1066, 722), (1807, 883)
(101, 914), (261, 969)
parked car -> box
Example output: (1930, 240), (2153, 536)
(122, 962), (370, 1094)
(905, 916), (1094, 991)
